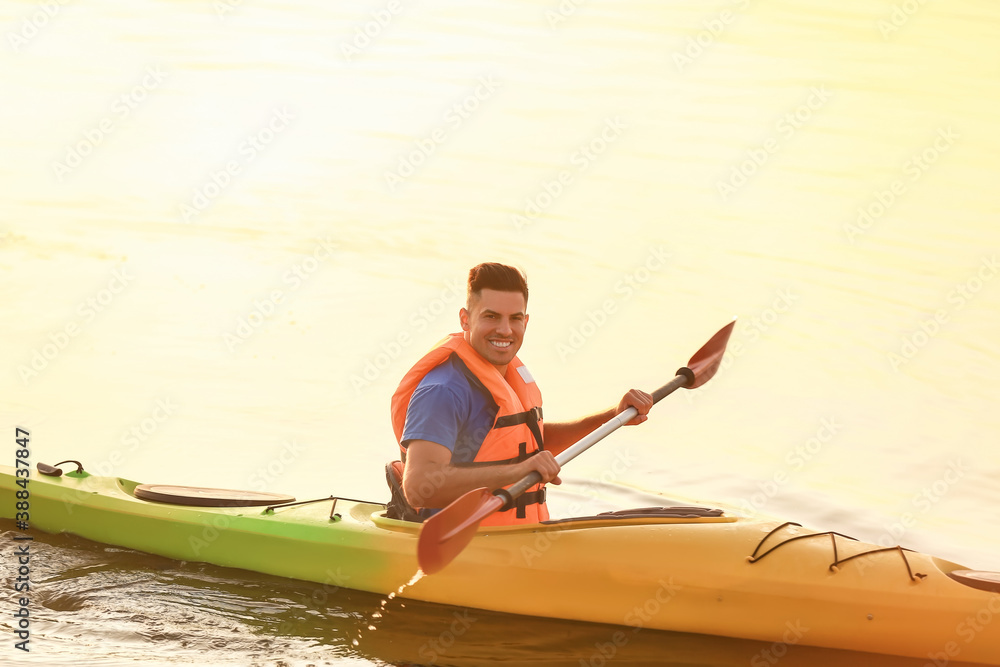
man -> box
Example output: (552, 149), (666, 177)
(390, 263), (653, 524)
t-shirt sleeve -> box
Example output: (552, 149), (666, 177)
(400, 381), (466, 453)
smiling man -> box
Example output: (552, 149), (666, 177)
(389, 263), (652, 524)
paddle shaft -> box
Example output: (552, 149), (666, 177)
(422, 321), (734, 572)
(497, 371), (691, 505)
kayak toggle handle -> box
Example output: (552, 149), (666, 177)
(37, 460), (86, 477)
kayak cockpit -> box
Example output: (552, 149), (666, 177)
(371, 504), (734, 535)
(543, 505), (727, 524)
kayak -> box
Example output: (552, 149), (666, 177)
(3, 463), (999, 664)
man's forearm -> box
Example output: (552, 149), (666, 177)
(403, 460), (529, 509)
(544, 407), (618, 455)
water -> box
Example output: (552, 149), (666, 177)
(353, 570), (424, 647)
(2, 0), (1000, 664)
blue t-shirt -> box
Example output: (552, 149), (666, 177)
(400, 355), (497, 463)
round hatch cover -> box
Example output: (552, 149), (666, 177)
(134, 484), (295, 507)
(948, 570), (1000, 593)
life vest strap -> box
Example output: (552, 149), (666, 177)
(494, 406), (543, 428)
(494, 406), (544, 450)
(511, 488), (546, 519)
(452, 441), (534, 467)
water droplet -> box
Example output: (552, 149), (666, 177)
(352, 569), (425, 652)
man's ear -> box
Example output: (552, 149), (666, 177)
(459, 307), (470, 331)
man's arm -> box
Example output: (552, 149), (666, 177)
(544, 388), (654, 455)
(401, 389), (653, 508)
(402, 440), (561, 509)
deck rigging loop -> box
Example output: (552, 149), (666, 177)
(747, 521), (927, 583)
(265, 495), (387, 521)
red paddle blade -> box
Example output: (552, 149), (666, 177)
(683, 319), (736, 388)
(417, 488), (504, 574)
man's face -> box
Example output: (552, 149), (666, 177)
(460, 288), (529, 373)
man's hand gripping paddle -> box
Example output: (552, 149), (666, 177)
(416, 319), (736, 574)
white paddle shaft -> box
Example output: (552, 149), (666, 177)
(500, 373), (690, 503)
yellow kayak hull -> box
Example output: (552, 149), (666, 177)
(2, 465), (997, 663)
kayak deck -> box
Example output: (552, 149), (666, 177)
(3, 465), (999, 664)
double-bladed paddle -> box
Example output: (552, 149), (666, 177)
(417, 319), (736, 574)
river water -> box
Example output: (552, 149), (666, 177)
(2, 0), (999, 665)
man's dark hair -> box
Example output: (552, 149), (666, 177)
(467, 263), (528, 307)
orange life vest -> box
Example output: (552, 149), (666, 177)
(391, 333), (548, 525)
